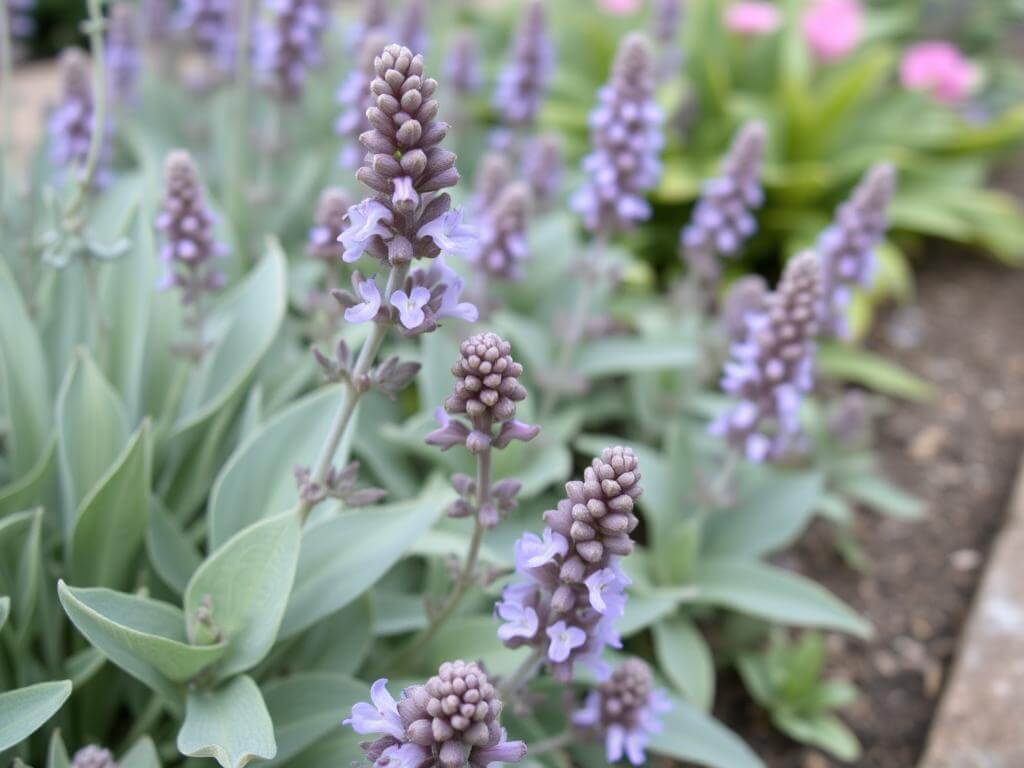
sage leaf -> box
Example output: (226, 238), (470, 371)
(70, 421), (153, 589)
(652, 616), (715, 711)
(263, 673), (366, 764)
(649, 693), (764, 768)
(0, 680), (73, 752)
(58, 581), (227, 706)
(177, 675), (276, 768)
(184, 511), (302, 677)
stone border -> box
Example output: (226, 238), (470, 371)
(919, 451), (1024, 767)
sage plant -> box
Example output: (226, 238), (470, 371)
(175, 0), (236, 86)
(494, 0), (553, 133)
(571, 32), (663, 237)
(445, 30), (482, 98)
(105, 2), (141, 107)
(335, 30), (389, 168)
(651, 0), (684, 74)
(573, 658), (671, 766)
(416, 334), (538, 647)
(818, 163), (896, 337)
(467, 182), (531, 282)
(522, 132), (563, 206)
(48, 48), (112, 189)
(298, 42), (472, 520)
(155, 150), (226, 359)
(345, 661), (527, 768)
(254, 0), (329, 102)
(495, 446), (643, 683)
(680, 121), (766, 293)
(710, 251), (823, 462)
(397, 0), (427, 55)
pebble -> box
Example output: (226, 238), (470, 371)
(909, 424), (948, 461)
(950, 548), (982, 572)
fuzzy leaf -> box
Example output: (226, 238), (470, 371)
(263, 673), (366, 765)
(184, 511), (302, 677)
(772, 711), (861, 762)
(178, 675), (276, 768)
(704, 469), (824, 557)
(70, 421), (153, 589)
(0, 508), (43, 644)
(56, 349), (130, 531)
(0, 257), (51, 476)
(818, 343), (932, 401)
(119, 736), (162, 768)
(58, 581), (227, 704)
(648, 693), (764, 768)
(208, 385), (353, 549)
(0, 680), (73, 752)
(279, 479), (450, 639)
(690, 559), (872, 637)
(653, 616), (716, 712)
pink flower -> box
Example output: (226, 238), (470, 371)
(802, 0), (863, 62)
(598, 0), (640, 14)
(725, 2), (782, 37)
(900, 41), (977, 104)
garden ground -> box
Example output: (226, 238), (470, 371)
(714, 247), (1024, 767)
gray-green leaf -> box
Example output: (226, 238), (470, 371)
(649, 693), (764, 768)
(263, 673), (366, 765)
(184, 511), (302, 677)
(0, 680), (73, 752)
(177, 675), (277, 768)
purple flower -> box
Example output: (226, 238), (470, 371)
(547, 621), (587, 663)
(436, 260), (479, 322)
(389, 286), (431, 329)
(344, 276), (382, 324)
(680, 121), (765, 290)
(343, 678), (405, 741)
(515, 528), (569, 571)
(340, 199), (392, 263)
(175, 0), (237, 83)
(585, 565), (630, 617)
(496, 600), (539, 642)
(106, 3), (142, 107)
(573, 659), (671, 766)
(711, 252), (822, 462)
(445, 29), (482, 97)
(378, 742), (431, 767)
(494, 0), (554, 128)
(424, 407), (471, 451)
(471, 729), (528, 766)
(572, 34), (663, 235)
(48, 48), (113, 189)
(492, 419), (541, 449)
(818, 164), (896, 337)
(417, 208), (476, 258)
(253, 0), (329, 102)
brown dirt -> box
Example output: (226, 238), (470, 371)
(714, 248), (1024, 767)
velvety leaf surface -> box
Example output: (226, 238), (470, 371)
(178, 675), (276, 768)
(0, 680), (73, 752)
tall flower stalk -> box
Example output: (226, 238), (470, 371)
(493, 0), (553, 152)
(295, 43), (473, 522)
(544, 33), (662, 419)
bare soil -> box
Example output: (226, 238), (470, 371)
(714, 248), (1024, 767)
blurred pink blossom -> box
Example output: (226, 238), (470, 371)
(724, 2), (782, 36)
(802, 0), (864, 62)
(900, 42), (977, 104)
(598, 0), (641, 14)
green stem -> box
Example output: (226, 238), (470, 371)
(528, 731), (575, 757)
(539, 233), (606, 422)
(294, 264), (408, 524)
(63, 0), (109, 226)
(227, 0), (252, 238)
(0, 0), (13, 210)
(394, 447), (492, 664)
(500, 646), (545, 703)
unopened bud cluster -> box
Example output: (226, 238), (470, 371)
(254, 0), (329, 102)
(495, 447), (642, 682)
(48, 48), (112, 189)
(294, 460), (386, 509)
(345, 663), (526, 768)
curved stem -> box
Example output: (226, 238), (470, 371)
(538, 233), (607, 422)
(295, 264), (408, 523)
(499, 646), (545, 703)
(387, 447), (492, 667)
(63, 0), (108, 225)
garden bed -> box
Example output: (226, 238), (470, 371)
(714, 248), (1024, 767)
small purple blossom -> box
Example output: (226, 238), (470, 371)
(516, 528), (569, 571)
(496, 600), (539, 642)
(48, 48), (113, 189)
(389, 285), (431, 329)
(344, 275), (382, 324)
(585, 565), (630, 617)
(446, 29), (482, 97)
(547, 621), (587, 663)
(343, 678), (406, 741)
(417, 208), (476, 259)
(339, 199), (393, 263)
